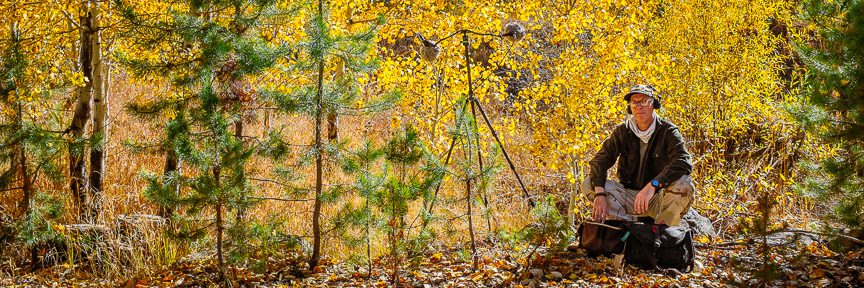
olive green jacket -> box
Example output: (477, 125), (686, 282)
(588, 117), (693, 190)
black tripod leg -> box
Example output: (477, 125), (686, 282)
(471, 97), (535, 208)
(469, 98), (493, 232)
(425, 97), (471, 218)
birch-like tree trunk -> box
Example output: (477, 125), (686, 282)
(86, 0), (106, 223)
(69, 4), (94, 222)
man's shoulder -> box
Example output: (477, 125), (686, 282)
(657, 117), (681, 131)
(657, 117), (687, 142)
(612, 122), (630, 135)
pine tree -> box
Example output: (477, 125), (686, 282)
(335, 125), (443, 284)
(733, 180), (784, 286)
(0, 22), (34, 216)
(336, 139), (385, 277)
(266, 0), (396, 268)
(449, 96), (502, 269)
(0, 19), (70, 266)
(115, 0), (288, 275)
(380, 126), (442, 284)
(16, 193), (65, 268)
(793, 0), (864, 245)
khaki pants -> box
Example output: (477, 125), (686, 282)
(580, 175), (694, 226)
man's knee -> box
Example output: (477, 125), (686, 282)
(655, 193), (691, 226)
(666, 175), (694, 197)
(580, 178), (594, 197)
(654, 176), (694, 225)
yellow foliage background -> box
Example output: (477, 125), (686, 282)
(0, 0), (823, 266)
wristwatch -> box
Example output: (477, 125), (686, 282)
(650, 179), (662, 189)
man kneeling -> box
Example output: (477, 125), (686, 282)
(582, 84), (694, 226)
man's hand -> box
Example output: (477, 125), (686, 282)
(592, 196), (607, 222)
(634, 184), (656, 214)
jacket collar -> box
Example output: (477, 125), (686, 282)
(626, 113), (664, 131)
(654, 115), (665, 127)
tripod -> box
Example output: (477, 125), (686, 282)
(420, 29), (536, 238)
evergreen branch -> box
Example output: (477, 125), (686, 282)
(28, 160), (46, 186)
(34, 128), (68, 134)
(249, 177), (292, 187)
(249, 196), (313, 202)
(0, 186), (23, 193)
(0, 134), (24, 150)
(173, 221), (216, 240)
(447, 213), (469, 222)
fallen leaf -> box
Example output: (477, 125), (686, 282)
(809, 268), (826, 279)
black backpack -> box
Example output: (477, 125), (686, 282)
(622, 222), (695, 274)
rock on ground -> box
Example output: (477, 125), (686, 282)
(680, 208), (716, 237)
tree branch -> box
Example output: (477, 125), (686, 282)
(249, 196), (313, 202)
(52, 0), (83, 31)
(781, 229), (864, 246)
(0, 186), (24, 193)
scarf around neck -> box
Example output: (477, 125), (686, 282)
(627, 112), (658, 144)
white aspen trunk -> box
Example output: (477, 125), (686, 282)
(69, 4), (93, 222)
(87, 0), (106, 223)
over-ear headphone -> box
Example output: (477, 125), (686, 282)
(625, 85), (661, 114)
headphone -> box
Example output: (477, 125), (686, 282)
(625, 85), (661, 114)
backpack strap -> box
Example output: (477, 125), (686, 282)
(683, 229), (696, 273)
(584, 221), (625, 230)
(648, 224), (660, 270)
(657, 267), (685, 276)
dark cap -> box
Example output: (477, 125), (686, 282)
(623, 84), (657, 101)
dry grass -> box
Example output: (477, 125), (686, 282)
(0, 70), (545, 280)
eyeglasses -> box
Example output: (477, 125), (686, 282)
(629, 98), (654, 108)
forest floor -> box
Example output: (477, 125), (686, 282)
(4, 238), (863, 287)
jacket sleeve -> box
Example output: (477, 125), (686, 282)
(654, 127), (693, 186)
(589, 126), (622, 189)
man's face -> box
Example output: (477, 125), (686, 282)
(629, 93), (654, 116)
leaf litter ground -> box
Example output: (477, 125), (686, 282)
(3, 240), (863, 287)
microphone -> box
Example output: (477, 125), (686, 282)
(501, 22), (526, 42)
(416, 33), (441, 62)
